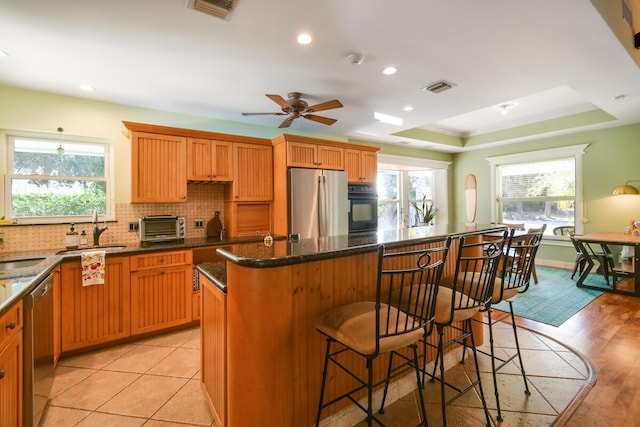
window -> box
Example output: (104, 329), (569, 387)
(377, 171), (400, 229)
(2, 131), (114, 224)
(488, 144), (587, 236)
(407, 170), (435, 227)
(376, 154), (450, 230)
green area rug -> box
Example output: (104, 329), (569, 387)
(492, 266), (604, 327)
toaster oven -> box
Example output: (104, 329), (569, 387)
(139, 215), (185, 243)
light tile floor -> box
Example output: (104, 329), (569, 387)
(40, 326), (214, 427)
(39, 319), (589, 427)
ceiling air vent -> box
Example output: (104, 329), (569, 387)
(186, 0), (238, 20)
(422, 80), (456, 94)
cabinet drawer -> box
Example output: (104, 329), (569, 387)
(130, 250), (193, 271)
(0, 301), (22, 351)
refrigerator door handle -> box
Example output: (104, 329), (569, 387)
(318, 174), (327, 237)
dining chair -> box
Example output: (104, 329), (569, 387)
(568, 234), (588, 279)
(524, 225), (547, 284)
(315, 237), (452, 427)
(553, 225), (575, 236)
(473, 227), (544, 421)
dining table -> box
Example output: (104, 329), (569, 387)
(574, 232), (640, 296)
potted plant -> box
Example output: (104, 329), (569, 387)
(412, 195), (437, 226)
(399, 208), (410, 229)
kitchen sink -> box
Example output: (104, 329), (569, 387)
(0, 257), (46, 271)
(56, 245), (128, 255)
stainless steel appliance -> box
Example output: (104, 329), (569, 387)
(288, 168), (348, 239)
(24, 273), (55, 427)
(139, 215), (186, 243)
(348, 183), (378, 234)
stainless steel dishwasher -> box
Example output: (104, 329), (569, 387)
(23, 273), (55, 427)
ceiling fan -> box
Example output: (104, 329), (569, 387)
(242, 92), (343, 128)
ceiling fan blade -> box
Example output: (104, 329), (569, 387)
(307, 99), (343, 113)
(241, 112), (287, 116)
(279, 116), (295, 128)
(266, 94), (292, 110)
(303, 114), (337, 126)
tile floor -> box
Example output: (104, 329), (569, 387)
(40, 327), (214, 427)
(38, 319), (590, 427)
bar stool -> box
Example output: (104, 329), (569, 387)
(315, 237), (452, 427)
(429, 230), (508, 427)
(474, 227), (544, 421)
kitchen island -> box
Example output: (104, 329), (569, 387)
(196, 224), (504, 427)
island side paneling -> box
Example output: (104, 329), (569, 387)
(216, 237), (466, 427)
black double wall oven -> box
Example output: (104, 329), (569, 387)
(348, 183), (378, 234)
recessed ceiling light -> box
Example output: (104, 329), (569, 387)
(402, 105), (414, 112)
(374, 112), (403, 126)
(497, 103), (516, 115)
(297, 33), (312, 45)
(0, 50), (8, 57)
(382, 66), (397, 75)
(79, 84), (95, 92)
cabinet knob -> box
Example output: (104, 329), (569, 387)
(0, 370), (4, 379)
(159, 257), (165, 264)
(5, 322), (16, 330)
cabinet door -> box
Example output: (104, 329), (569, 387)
(130, 265), (193, 335)
(131, 132), (187, 202)
(60, 257), (131, 352)
(200, 273), (226, 427)
(212, 141), (233, 181)
(188, 138), (233, 182)
(0, 332), (22, 427)
(360, 151), (378, 183)
(344, 149), (362, 182)
(187, 138), (213, 181)
(344, 149), (377, 183)
(231, 143), (273, 201)
(287, 141), (318, 168)
(317, 145), (344, 170)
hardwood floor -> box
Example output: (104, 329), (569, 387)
(514, 291), (640, 426)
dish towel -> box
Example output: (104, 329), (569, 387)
(81, 250), (106, 286)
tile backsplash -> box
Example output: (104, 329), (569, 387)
(0, 184), (226, 254)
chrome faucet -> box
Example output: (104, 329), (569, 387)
(92, 209), (108, 247)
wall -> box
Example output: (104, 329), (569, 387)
(0, 86), (389, 253)
(452, 124), (640, 262)
(2, 85), (639, 263)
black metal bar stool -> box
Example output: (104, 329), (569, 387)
(315, 237), (452, 427)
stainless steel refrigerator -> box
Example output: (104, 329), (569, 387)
(288, 168), (349, 239)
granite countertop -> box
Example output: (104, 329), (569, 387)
(0, 235), (273, 316)
(215, 223), (505, 268)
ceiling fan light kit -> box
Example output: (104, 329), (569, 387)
(242, 92), (343, 128)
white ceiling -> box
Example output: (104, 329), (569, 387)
(1, 0), (639, 153)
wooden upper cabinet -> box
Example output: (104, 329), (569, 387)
(187, 138), (233, 182)
(344, 149), (377, 183)
(287, 141), (344, 170)
(130, 131), (187, 203)
(228, 143), (273, 201)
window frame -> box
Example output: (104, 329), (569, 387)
(1, 129), (116, 224)
(377, 154), (450, 230)
(487, 144), (588, 239)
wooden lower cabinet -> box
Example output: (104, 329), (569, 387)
(0, 301), (23, 427)
(200, 273), (226, 427)
(130, 264), (193, 334)
(61, 257), (131, 352)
